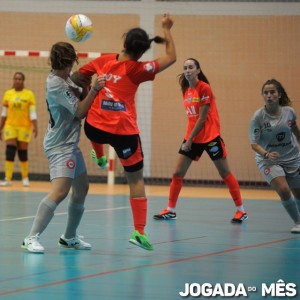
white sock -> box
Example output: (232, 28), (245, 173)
(167, 207), (176, 213)
(236, 205), (245, 212)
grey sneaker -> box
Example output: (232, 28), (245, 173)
(58, 234), (92, 250)
(21, 234), (45, 253)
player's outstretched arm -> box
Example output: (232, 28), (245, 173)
(156, 13), (176, 73)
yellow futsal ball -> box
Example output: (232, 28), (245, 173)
(65, 14), (93, 43)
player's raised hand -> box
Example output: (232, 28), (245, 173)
(162, 13), (174, 30)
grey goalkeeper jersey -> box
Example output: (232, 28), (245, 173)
(249, 106), (300, 166)
(44, 72), (81, 154)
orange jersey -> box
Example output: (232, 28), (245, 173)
(80, 54), (159, 135)
(183, 81), (220, 143)
(2, 88), (36, 128)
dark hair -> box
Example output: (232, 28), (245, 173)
(123, 27), (165, 60)
(262, 79), (292, 106)
(178, 58), (210, 94)
(13, 72), (25, 81)
(49, 42), (78, 70)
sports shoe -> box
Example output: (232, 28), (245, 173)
(58, 234), (92, 250)
(231, 210), (248, 223)
(0, 180), (11, 187)
(153, 209), (177, 220)
(21, 234), (45, 253)
(129, 230), (153, 251)
(91, 149), (108, 169)
(291, 224), (300, 233)
(22, 178), (30, 187)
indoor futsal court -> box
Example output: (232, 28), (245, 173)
(1, 0), (300, 299)
(0, 182), (299, 299)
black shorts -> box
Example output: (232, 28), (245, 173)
(178, 136), (227, 161)
(84, 121), (144, 172)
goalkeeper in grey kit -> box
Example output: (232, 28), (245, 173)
(249, 79), (300, 233)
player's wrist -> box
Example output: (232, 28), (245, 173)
(91, 86), (101, 94)
(263, 152), (270, 159)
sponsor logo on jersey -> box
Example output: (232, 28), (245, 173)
(104, 74), (122, 83)
(122, 148), (132, 158)
(276, 132), (285, 142)
(209, 145), (220, 157)
(63, 89), (73, 99)
(102, 87), (114, 99)
(101, 99), (126, 112)
(208, 142), (217, 147)
(209, 146), (219, 153)
(186, 105), (198, 116)
(64, 89), (77, 104)
(201, 95), (210, 101)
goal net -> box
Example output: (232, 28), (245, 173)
(0, 1), (300, 187)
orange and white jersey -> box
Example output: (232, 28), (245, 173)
(2, 88), (36, 128)
(183, 81), (220, 143)
(80, 53), (159, 135)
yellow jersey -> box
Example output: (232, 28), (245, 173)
(2, 88), (36, 128)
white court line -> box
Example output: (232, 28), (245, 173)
(0, 206), (130, 222)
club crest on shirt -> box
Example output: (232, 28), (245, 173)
(144, 62), (155, 73)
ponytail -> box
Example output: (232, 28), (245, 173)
(123, 28), (165, 60)
(149, 36), (166, 44)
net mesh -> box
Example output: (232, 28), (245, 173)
(0, 1), (299, 187)
(0, 56), (125, 183)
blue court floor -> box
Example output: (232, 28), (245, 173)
(0, 184), (299, 299)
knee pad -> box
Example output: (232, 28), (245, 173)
(18, 149), (28, 162)
(5, 145), (17, 161)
